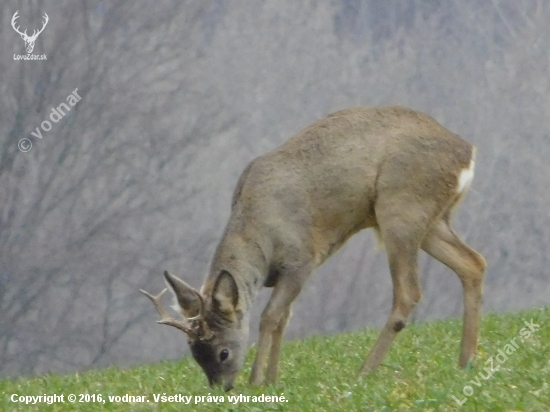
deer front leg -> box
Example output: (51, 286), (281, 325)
(266, 307), (291, 383)
(250, 313), (274, 385)
(250, 272), (307, 385)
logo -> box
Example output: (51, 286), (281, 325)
(12, 10), (48, 60)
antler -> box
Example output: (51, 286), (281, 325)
(11, 11), (48, 40)
(11, 11), (26, 37)
(177, 288), (214, 340)
(139, 288), (196, 336)
(31, 13), (49, 39)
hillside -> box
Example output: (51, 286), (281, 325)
(2, 307), (548, 411)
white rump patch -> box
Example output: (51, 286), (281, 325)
(457, 159), (475, 194)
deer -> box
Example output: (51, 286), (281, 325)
(140, 106), (486, 391)
(11, 11), (49, 54)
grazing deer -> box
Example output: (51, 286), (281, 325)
(141, 106), (486, 391)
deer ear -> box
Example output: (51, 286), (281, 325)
(163, 271), (202, 318)
(212, 270), (239, 321)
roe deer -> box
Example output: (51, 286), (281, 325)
(140, 106), (486, 390)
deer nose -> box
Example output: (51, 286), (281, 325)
(207, 373), (226, 389)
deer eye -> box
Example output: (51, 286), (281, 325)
(220, 349), (229, 362)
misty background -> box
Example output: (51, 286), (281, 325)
(1, 0), (548, 378)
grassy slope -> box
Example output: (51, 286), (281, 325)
(1, 307), (549, 411)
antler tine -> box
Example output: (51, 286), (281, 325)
(30, 12), (49, 39)
(139, 288), (194, 335)
(185, 293), (206, 322)
(11, 10), (19, 26)
(187, 293), (215, 340)
(37, 13), (49, 35)
(11, 11), (26, 36)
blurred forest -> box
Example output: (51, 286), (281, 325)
(1, 0), (549, 377)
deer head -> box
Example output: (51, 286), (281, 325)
(12, 11), (49, 54)
(140, 270), (248, 391)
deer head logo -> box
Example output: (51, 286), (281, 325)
(12, 11), (49, 54)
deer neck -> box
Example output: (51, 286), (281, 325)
(204, 227), (271, 312)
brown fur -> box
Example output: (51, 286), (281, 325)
(142, 106), (486, 390)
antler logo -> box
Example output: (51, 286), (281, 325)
(12, 10), (49, 54)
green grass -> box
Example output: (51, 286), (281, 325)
(2, 307), (549, 411)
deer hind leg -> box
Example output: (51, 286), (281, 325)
(359, 218), (424, 374)
(421, 219), (486, 368)
(250, 271), (308, 385)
